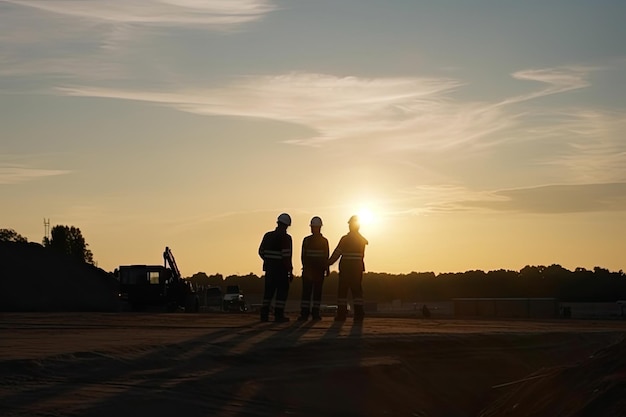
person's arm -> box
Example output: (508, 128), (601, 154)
(301, 237), (307, 270)
(258, 233), (267, 260)
(327, 236), (344, 266)
(288, 236), (293, 273)
(282, 235), (293, 271)
(324, 237), (330, 276)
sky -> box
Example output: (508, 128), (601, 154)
(1, 0), (625, 277)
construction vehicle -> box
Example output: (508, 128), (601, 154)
(118, 246), (199, 312)
(203, 287), (224, 311)
(222, 285), (248, 312)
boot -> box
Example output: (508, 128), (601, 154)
(311, 307), (322, 321)
(274, 308), (290, 323)
(354, 304), (364, 322)
(297, 308), (309, 321)
(260, 306), (270, 322)
(334, 305), (347, 322)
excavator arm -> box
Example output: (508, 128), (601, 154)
(162, 246), (198, 312)
(163, 246), (182, 281)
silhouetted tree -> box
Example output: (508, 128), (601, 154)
(593, 266), (610, 278)
(224, 273), (263, 294)
(0, 228), (28, 243)
(45, 225), (94, 264)
(188, 272), (224, 288)
(182, 265), (626, 303)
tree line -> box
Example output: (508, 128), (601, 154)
(3, 227), (625, 302)
(1, 226), (94, 265)
(188, 265), (626, 303)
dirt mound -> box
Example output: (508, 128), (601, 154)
(0, 241), (120, 312)
(480, 336), (626, 417)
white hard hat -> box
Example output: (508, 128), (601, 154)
(310, 216), (323, 227)
(277, 213), (292, 226)
(348, 215), (359, 224)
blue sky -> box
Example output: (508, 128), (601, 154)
(1, 0), (625, 276)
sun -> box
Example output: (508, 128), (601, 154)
(356, 207), (376, 227)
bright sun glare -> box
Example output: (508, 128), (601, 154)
(357, 207), (375, 227)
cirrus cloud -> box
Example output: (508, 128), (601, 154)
(0, 165), (71, 185)
(56, 72), (514, 150)
(459, 183), (626, 214)
(0, 0), (277, 27)
(399, 183), (626, 215)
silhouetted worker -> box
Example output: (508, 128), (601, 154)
(258, 213), (293, 322)
(298, 216), (330, 321)
(328, 215), (368, 322)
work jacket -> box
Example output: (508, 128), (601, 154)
(259, 227), (293, 274)
(329, 231), (368, 272)
(301, 233), (329, 274)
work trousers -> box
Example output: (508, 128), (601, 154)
(261, 271), (290, 319)
(299, 270), (325, 318)
(336, 269), (364, 319)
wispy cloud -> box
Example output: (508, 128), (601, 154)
(0, 0), (277, 27)
(396, 185), (504, 215)
(532, 110), (626, 183)
(58, 73), (517, 150)
(1, 2), (616, 164)
(398, 183), (626, 215)
(53, 64), (622, 171)
(0, 165), (71, 185)
(2, 0), (622, 195)
(499, 66), (596, 105)
(0, 0), (277, 82)
(459, 183), (626, 214)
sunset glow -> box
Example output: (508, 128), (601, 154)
(1, 1), (625, 276)
(357, 208), (375, 227)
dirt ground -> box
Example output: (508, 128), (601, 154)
(1, 313), (625, 417)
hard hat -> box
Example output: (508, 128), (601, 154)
(348, 215), (359, 224)
(277, 213), (292, 226)
(310, 216), (323, 227)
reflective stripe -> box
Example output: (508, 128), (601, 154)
(354, 298), (364, 305)
(301, 301), (311, 308)
(342, 252), (363, 260)
(281, 249), (291, 255)
(306, 249), (326, 257)
(264, 250), (282, 259)
(275, 300), (286, 308)
(313, 300), (321, 308)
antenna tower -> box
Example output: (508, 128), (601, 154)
(43, 218), (50, 241)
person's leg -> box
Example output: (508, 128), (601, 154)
(274, 275), (290, 322)
(335, 271), (349, 321)
(260, 273), (276, 321)
(299, 274), (313, 320)
(352, 272), (365, 321)
(311, 272), (324, 320)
